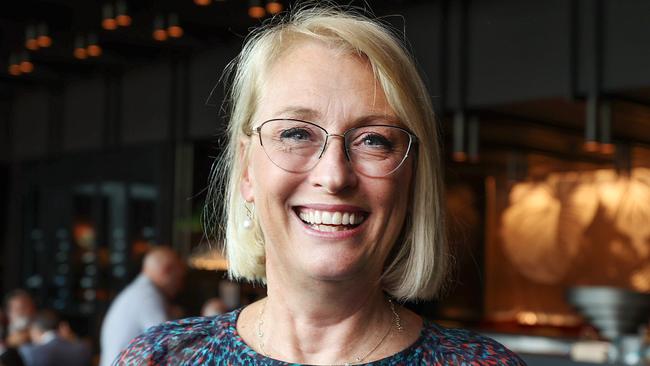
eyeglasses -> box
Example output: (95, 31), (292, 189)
(250, 119), (417, 177)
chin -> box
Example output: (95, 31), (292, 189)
(303, 253), (373, 282)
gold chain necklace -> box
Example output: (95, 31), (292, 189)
(256, 298), (403, 365)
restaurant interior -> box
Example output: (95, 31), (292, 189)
(1, 0), (650, 364)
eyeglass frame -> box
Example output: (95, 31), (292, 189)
(246, 118), (419, 177)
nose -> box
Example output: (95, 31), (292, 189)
(308, 135), (358, 194)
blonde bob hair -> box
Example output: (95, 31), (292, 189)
(206, 4), (448, 301)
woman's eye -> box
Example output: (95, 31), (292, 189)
(280, 128), (312, 141)
(360, 133), (393, 148)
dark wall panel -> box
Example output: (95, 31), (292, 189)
(400, 2), (445, 112)
(12, 90), (49, 160)
(188, 45), (239, 139)
(121, 62), (171, 144)
(0, 101), (10, 162)
(467, 0), (571, 106)
(604, 1), (650, 90)
(63, 78), (105, 152)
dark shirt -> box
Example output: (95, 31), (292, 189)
(19, 336), (91, 366)
(115, 308), (527, 365)
(0, 347), (25, 366)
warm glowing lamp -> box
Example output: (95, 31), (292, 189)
(87, 45), (102, 57)
(37, 35), (52, 48)
(116, 0), (132, 26)
(25, 25), (39, 50)
(167, 13), (183, 38)
(87, 34), (102, 57)
(153, 29), (168, 41)
(248, 0), (265, 19)
(9, 65), (21, 76)
(153, 15), (167, 41)
(26, 39), (39, 51)
(194, 0), (212, 5)
(168, 25), (183, 38)
(266, 0), (283, 15)
(74, 35), (87, 59)
(8, 54), (21, 76)
(102, 18), (117, 30)
(19, 60), (34, 73)
(102, 3), (118, 30)
(36, 23), (52, 48)
(74, 48), (88, 59)
(116, 14), (132, 27)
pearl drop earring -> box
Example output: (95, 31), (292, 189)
(243, 202), (254, 230)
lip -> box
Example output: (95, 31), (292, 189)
(293, 203), (368, 213)
(291, 204), (369, 239)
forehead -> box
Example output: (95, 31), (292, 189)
(255, 40), (396, 125)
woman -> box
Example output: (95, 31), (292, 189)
(116, 5), (526, 365)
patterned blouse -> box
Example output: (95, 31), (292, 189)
(115, 308), (527, 365)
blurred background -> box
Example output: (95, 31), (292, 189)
(1, 0), (650, 365)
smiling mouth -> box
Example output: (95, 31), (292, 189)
(294, 208), (366, 232)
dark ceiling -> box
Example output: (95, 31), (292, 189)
(0, 0), (273, 92)
(0, 0), (415, 98)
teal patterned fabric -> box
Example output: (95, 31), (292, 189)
(114, 309), (526, 365)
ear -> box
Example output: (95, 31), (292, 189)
(239, 139), (255, 203)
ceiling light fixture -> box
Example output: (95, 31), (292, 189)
(167, 13), (183, 38)
(194, 0), (212, 6)
(152, 14), (168, 41)
(36, 23), (52, 48)
(266, 0), (283, 15)
(86, 34), (102, 57)
(248, 0), (266, 19)
(19, 52), (34, 74)
(25, 24), (39, 51)
(102, 3), (118, 30)
(116, 0), (132, 27)
(73, 35), (88, 59)
(8, 53), (22, 76)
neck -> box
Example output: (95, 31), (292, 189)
(260, 265), (394, 364)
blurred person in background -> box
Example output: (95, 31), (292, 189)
(3, 291), (36, 348)
(0, 314), (24, 366)
(18, 310), (90, 366)
(99, 246), (185, 366)
(201, 298), (227, 317)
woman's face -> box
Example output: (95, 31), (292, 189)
(241, 41), (413, 284)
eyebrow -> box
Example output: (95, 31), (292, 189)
(273, 107), (402, 127)
(274, 107), (321, 121)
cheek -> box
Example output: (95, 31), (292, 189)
(250, 148), (302, 221)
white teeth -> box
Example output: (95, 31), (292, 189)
(321, 211), (332, 225)
(332, 212), (342, 225)
(312, 224), (348, 232)
(298, 209), (365, 226)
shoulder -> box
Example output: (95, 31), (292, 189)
(114, 311), (240, 366)
(415, 321), (527, 365)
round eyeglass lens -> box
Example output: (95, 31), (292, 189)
(345, 126), (413, 177)
(258, 119), (326, 173)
